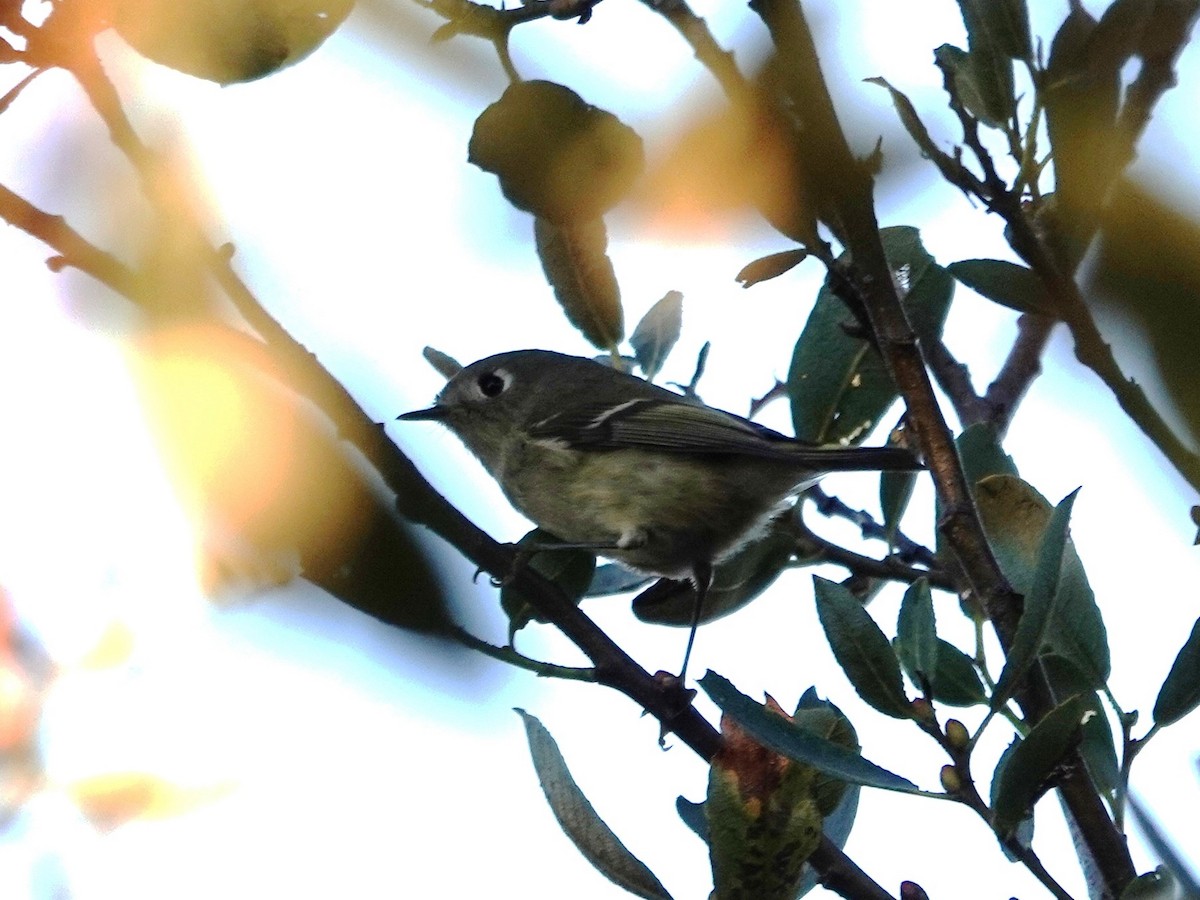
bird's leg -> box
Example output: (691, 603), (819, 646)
(678, 559), (713, 684)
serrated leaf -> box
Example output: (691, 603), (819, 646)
(534, 217), (624, 351)
(948, 259), (1056, 317)
(585, 563), (654, 598)
(880, 468), (917, 549)
(1152, 616), (1200, 728)
(993, 489), (1081, 708)
(501, 529), (596, 641)
(897, 579), (938, 690)
(735, 249), (808, 288)
(675, 796), (708, 843)
(990, 737), (1035, 859)
(788, 226), (954, 445)
(516, 710), (673, 900)
(927, 638), (987, 707)
(633, 522), (795, 626)
(992, 695), (1086, 837)
(813, 577), (912, 719)
(975, 476), (1110, 690)
(700, 673), (924, 795)
(630, 290), (683, 379)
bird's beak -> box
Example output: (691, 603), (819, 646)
(396, 405), (449, 422)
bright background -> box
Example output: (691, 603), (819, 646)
(1, 1), (1198, 898)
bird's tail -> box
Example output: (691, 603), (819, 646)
(785, 445), (924, 471)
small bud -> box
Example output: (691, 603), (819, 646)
(909, 697), (935, 723)
(945, 719), (970, 749)
(939, 764), (962, 794)
(900, 880), (931, 900)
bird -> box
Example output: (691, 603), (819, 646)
(398, 349), (923, 679)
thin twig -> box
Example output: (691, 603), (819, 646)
(747, 379), (786, 420)
(794, 512), (953, 591)
(450, 626), (598, 680)
(924, 338), (989, 428)
(983, 314), (1054, 438)
(636, 0), (749, 102)
(805, 485), (937, 569)
(0, 183), (143, 300)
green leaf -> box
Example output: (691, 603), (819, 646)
(1152, 616), (1200, 728)
(926, 638), (987, 707)
(948, 259), (1055, 317)
(990, 737), (1035, 859)
(585, 564), (653, 598)
(954, 0), (1017, 126)
(534, 217), (624, 351)
(1043, 5), (1119, 237)
(957, 0), (1033, 62)
(700, 673), (924, 795)
(788, 226), (954, 445)
(896, 579), (938, 691)
(993, 488), (1081, 708)
(633, 521), (795, 626)
(992, 695), (1087, 838)
(469, 80), (644, 224)
(957, 422), (1019, 489)
(675, 796), (708, 843)
(933, 45), (1004, 131)
(516, 710), (673, 900)
(813, 577), (911, 719)
(735, 249), (808, 288)
(880, 468), (918, 549)
(112, 0), (354, 85)
(1039, 656), (1119, 797)
(975, 475), (1110, 690)
(1087, 0), (1157, 82)
(630, 290), (683, 379)
(501, 529), (597, 641)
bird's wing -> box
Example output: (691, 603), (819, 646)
(529, 397), (923, 470)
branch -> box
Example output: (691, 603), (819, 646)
(794, 512), (953, 592)
(450, 626), (599, 680)
(982, 314), (1054, 438)
(805, 485), (936, 569)
(748, 1), (1135, 894)
(0, 183), (143, 300)
(635, 0), (750, 102)
(924, 338), (989, 429)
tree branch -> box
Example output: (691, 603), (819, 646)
(748, 1), (1135, 894)
(636, 0), (750, 102)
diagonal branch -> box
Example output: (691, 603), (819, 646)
(747, 0), (1136, 895)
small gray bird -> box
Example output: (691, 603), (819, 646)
(399, 349), (922, 676)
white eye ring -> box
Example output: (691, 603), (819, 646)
(475, 368), (510, 398)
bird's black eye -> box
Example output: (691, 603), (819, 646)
(477, 371), (506, 397)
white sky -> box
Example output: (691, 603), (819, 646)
(1, 1), (1199, 898)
